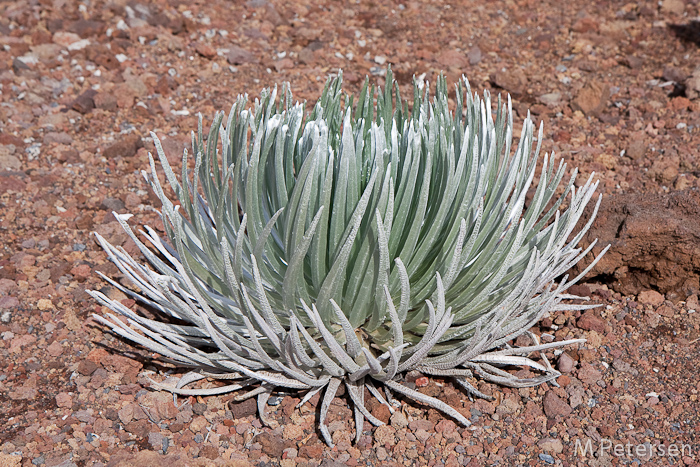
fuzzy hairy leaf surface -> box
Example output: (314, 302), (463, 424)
(90, 70), (607, 445)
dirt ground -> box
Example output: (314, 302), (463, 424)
(1, 0), (699, 466)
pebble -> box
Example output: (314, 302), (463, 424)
(538, 92), (561, 106)
(571, 81), (610, 116)
(577, 310), (606, 333)
(226, 46), (258, 65)
(543, 390), (573, 418)
(467, 45), (481, 65)
(389, 411), (408, 429)
(491, 68), (528, 95)
(637, 290), (664, 307)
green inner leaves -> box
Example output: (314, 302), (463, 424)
(153, 69), (590, 355)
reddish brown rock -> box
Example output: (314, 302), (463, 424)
(72, 89), (97, 114)
(229, 397), (257, 419)
(125, 419), (150, 437)
(685, 66), (700, 100)
(94, 92), (118, 111)
(198, 445), (219, 460)
(70, 263), (91, 281)
(577, 362), (603, 385)
(574, 189), (700, 297)
(437, 49), (468, 69)
(102, 134), (143, 160)
(55, 392), (73, 409)
(577, 310), (606, 333)
(298, 439), (324, 459)
(571, 81), (609, 116)
(626, 133), (647, 160)
(252, 432), (286, 458)
(638, 290), (665, 307)
(195, 43), (217, 59)
(543, 390), (572, 418)
(226, 46), (258, 65)
(371, 403), (391, 424)
(77, 359), (99, 376)
(557, 352), (576, 374)
(490, 68), (528, 96)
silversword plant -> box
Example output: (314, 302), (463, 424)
(90, 70), (607, 445)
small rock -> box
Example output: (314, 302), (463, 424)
(199, 445), (219, 460)
(371, 403), (391, 424)
(538, 92), (561, 106)
(226, 46), (258, 65)
(490, 68), (528, 95)
(298, 440), (324, 459)
(43, 132), (73, 145)
(622, 55), (643, 69)
(101, 197), (126, 212)
(687, 294), (699, 310)
(638, 290), (665, 307)
(571, 17), (599, 33)
(125, 419), (150, 437)
(274, 58), (294, 72)
(192, 402), (207, 415)
(626, 135), (646, 160)
(52, 31), (82, 47)
(102, 133), (143, 160)
(0, 172), (27, 194)
(72, 89), (97, 114)
(55, 392), (73, 409)
(415, 376), (429, 388)
(408, 419), (434, 432)
(124, 192), (141, 209)
(154, 396), (178, 421)
(0, 296), (20, 309)
(577, 310), (606, 333)
(283, 423), (305, 440)
(390, 411), (408, 429)
(0, 454), (21, 467)
(543, 390), (572, 418)
(662, 66), (687, 83)
(577, 362), (603, 385)
(147, 432), (164, 451)
(70, 19), (104, 37)
(661, 0), (685, 15)
(437, 49), (467, 68)
(0, 153), (21, 171)
(557, 352), (576, 373)
(70, 264), (91, 281)
(571, 81), (609, 116)
(12, 57), (31, 72)
(123, 77), (149, 98)
(684, 66), (700, 100)
(467, 45), (481, 65)
(253, 432), (285, 458)
(94, 92), (118, 111)
(539, 453), (556, 464)
(229, 397), (257, 419)
(77, 359), (99, 376)
(195, 43), (217, 59)
(538, 437), (564, 454)
(47, 340), (63, 357)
